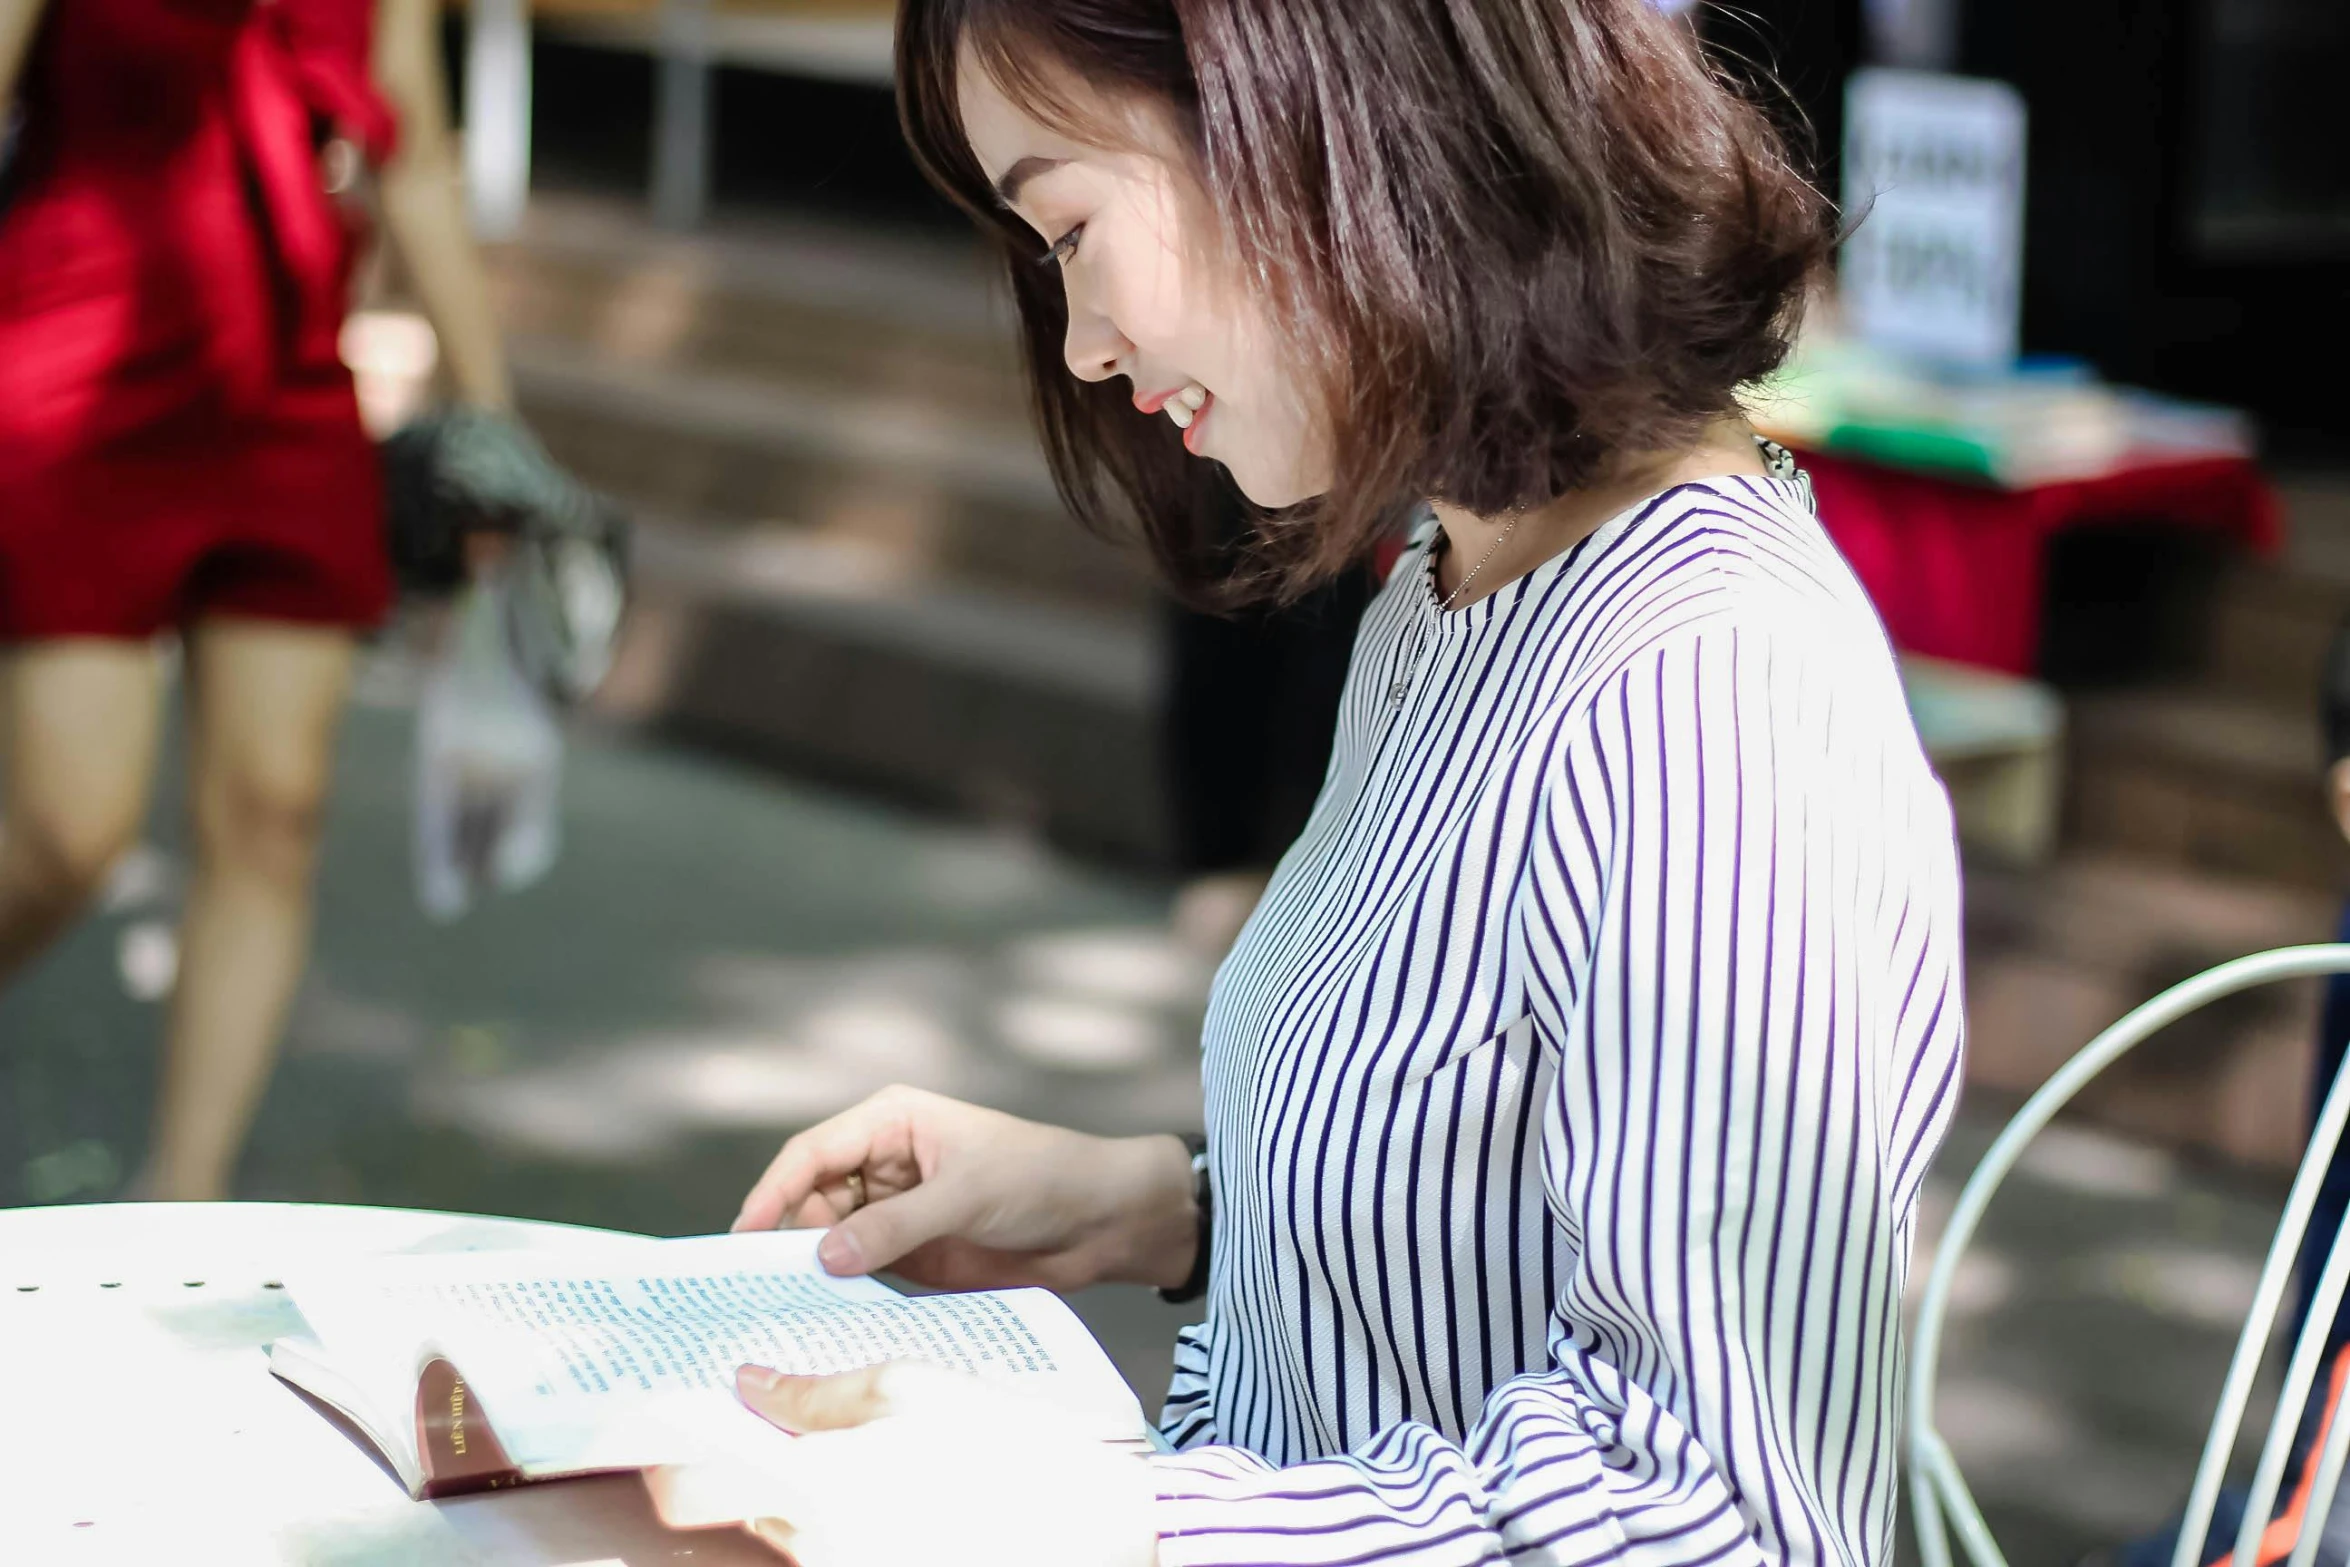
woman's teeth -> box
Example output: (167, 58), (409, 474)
(1166, 383), (1209, 430)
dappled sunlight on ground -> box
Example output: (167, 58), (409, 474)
(0, 685), (2321, 1565)
(1909, 1112), (2292, 1561)
(394, 926), (1212, 1164)
(2017, 1121), (2182, 1202)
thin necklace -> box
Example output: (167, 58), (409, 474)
(1392, 507), (1523, 712)
(1437, 507), (1525, 613)
(1399, 445), (1797, 711)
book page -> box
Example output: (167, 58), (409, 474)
(284, 1232), (1143, 1474)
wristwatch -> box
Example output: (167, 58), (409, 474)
(1158, 1133), (1213, 1305)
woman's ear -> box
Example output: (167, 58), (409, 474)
(2326, 757), (2350, 844)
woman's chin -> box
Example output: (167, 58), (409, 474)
(1223, 459), (1326, 512)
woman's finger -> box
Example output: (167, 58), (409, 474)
(736, 1361), (1037, 1438)
(732, 1097), (900, 1233)
(736, 1363), (894, 1433)
(805, 1181), (858, 1229)
(731, 1128), (847, 1234)
(814, 1175), (969, 1276)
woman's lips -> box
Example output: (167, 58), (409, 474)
(1183, 392), (1215, 456)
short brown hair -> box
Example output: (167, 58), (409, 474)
(898, 0), (1833, 604)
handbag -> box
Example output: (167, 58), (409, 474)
(381, 405), (631, 706)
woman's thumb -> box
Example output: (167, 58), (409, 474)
(816, 1180), (959, 1277)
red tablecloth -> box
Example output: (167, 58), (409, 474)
(1802, 449), (2281, 675)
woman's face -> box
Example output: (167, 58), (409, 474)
(956, 50), (1328, 508)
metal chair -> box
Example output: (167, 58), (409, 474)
(1911, 945), (2350, 1567)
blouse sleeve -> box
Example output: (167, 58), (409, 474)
(1149, 624), (1966, 1567)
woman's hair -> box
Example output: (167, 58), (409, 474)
(898, 0), (1834, 604)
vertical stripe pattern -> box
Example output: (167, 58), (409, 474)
(1150, 477), (1965, 1566)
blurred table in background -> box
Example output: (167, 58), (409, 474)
(0, 1203), (776, 1566)
(1803, 447), (2281, 677)
(1901, 653), (2066, 864)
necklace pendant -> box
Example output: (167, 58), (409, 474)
(1388, 647), (1417, 710)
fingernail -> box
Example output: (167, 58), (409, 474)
(729, 1212), (751, 1233)
(737, 1364), (782, 1395)
(817, 1228), (863, 1275)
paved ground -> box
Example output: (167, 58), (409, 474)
(0, 638), (1213, 1399)
(0, 637), (2312, 1566)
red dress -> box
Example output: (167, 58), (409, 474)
(0, 0), (396, 640)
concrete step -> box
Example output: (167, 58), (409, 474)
(2048, 479), (2350, 888)
(507, 332), (1154, 611)
(489, 197), (1022, 408)
(590, 515), (1171, 865)
(2275, 475), (2350, 585)
(2062, 683), (2349, 891)
(475, 195), (1179, 862)
(1963, 849), (2337, 1171)
(2199, 478), (2350, 709)
(488, 195), (1159, 616)
(496, 191), (1007, 346)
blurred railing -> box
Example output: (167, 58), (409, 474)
(452, 0), (898, 236)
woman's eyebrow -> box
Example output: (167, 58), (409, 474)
(992, 155), (1067, 209)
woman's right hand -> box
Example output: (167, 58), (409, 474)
(731, 1086), (1198, 1295)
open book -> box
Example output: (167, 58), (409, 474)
(268, 1230), (1151, 1499)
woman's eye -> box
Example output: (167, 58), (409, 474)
(1042, 224), (1085, 267)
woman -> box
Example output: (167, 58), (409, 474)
(0, 0), (512, 1199)
(720, 1), (1966, 1562)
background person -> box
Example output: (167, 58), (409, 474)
(0, 0), (512, 1199)
(717, 1), (1968, 1562)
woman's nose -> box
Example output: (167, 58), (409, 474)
(1062, 304), (1127, 385)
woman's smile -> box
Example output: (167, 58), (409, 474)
(1181, 390), (1214, 455)
(1132, 380), (1218, 454)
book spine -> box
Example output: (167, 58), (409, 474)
(414, 1354), (526, 1498)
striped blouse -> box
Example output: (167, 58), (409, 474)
(1149, 476), (1966, 1566)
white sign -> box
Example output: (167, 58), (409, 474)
(1841, 69), (2028, 369)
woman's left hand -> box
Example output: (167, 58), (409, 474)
(645, 1360), (1161, 1567)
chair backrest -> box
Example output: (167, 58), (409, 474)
(1911, 945), (2350, 1567)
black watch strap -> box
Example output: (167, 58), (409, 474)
(1158, 1132), (1212, 1305)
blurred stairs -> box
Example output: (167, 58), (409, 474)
(494, 193), (2350, 890)
(2060, 478), (2350, 892)
(485, 194), (1176, 863)
(1958, 478), (2350, 1171)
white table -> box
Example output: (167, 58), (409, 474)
(0, 1203), (781, 1565)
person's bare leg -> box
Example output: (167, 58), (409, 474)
(142, 620), (354, 1202)
(0, 642), (165, 986)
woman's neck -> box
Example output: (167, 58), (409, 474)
(1428, 420), (1767, 608)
